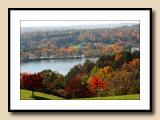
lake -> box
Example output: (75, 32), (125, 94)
(20, 58), (97, 75)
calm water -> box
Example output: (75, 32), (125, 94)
(21, 58), (97, 75)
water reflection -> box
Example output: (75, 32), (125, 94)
(21, 58), (97, 75)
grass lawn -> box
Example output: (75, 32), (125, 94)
(20, 89), (64, 100)
(73, 94), (140, 100)
(20, 89), (140, 100)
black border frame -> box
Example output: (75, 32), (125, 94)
(8, 8), (152, 112)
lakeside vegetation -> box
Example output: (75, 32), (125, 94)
(21, 51), (140, 99)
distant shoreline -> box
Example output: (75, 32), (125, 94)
(20, 56), (98, 63)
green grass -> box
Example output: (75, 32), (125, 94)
(20, 89), (140, 100)
(73, 94), (140, 100)
(20, 89), (64, 100)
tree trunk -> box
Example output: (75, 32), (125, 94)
(32, 90), (34, 97)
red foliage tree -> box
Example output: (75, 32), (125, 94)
(64, 74), (90, 98)
(20, 73), (44, 97)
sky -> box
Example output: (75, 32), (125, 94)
(21, 20), (139, 28)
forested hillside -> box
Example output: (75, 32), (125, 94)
(21, 24), (140, 61)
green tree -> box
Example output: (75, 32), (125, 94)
(83, 59), (95, 74)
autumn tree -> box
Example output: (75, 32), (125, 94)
(88, 76), (108, 97)
(114, 51), (132, 68)
(83, 59), (95, 74)
(96, 55), (115, 68)
(65, 73), (90, 98)
(112, 70), (132, 95)
(20, 73), (44, 97)
(65, 64), (82, 82)
(121, 58), (140, 94)
(89, 66), (100, 78)
(40, 69), (64, 90)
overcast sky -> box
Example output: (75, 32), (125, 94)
(21, 20), (139, 27)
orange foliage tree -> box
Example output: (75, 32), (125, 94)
(88, 76), (108, 97)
